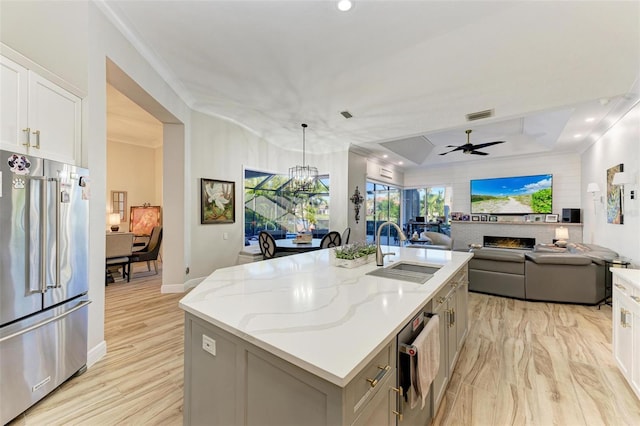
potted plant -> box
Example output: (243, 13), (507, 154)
(332, 242), (377, 268)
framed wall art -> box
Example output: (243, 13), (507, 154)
(607, 163), (623, 224)
(201, 178), (235, 224)
(545, 214), (559, 223)
(130, 205), (162, 235)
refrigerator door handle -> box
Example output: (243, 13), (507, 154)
(31, 175), (48, 293)
(50, 177), (61, 288)
(0, 300), (91, 343)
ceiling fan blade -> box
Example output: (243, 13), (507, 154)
(470, 151), (489, 156)
(470, 141), (505, 150)
(439, 146), (465, 155)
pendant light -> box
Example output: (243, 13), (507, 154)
(288, 123), (318, 193)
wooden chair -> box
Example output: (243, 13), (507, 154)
(320, 231), (342, 248)
(105, 232), (134, 284)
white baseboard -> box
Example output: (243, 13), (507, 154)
(87, 340), (107, 368)
(161, 276), (204, 293)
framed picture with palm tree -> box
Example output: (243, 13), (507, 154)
(201, 178), (235, 224)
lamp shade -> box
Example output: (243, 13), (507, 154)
(586, 182), (600, 193)
(108, 213), (121, 226)
(108, 213), (121, 232)
(612, 172), (634, 185)
(555, 227), (569, 240)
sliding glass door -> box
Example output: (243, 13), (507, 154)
(366, 182), (401, 245)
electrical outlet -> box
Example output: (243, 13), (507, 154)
(223, 232), (229, 240)
(202, 334), (216, 356)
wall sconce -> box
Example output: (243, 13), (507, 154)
(612, 171), (636, 199)
(108, 213), (121, 232)
(350, 186), (364, 223)
(554, 226), (569, 247)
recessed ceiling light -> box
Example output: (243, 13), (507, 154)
(382, 154), (388, 158)
(574, 134), (582, 138)
(398, 161), (404, 165)
(585, 117), (595, 123)
(337, 0), (352, 12)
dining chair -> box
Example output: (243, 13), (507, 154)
(258, 231), (278, 259)
(105, 232), (134, 284)
(342, 227), (351, 245)
(128, 226), (163, 277)
(320, 231), (342, 248)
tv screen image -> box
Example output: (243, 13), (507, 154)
(470, 174), (552, 214)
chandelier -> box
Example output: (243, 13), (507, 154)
(288, 123), (318, 193)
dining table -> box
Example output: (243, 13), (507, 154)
(275, 238), (323, 253)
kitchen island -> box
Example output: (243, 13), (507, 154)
(179, 246), (472, 425)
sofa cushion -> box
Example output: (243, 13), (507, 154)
(525, 252), (592, 266)
(470, 249), (526, 275)
(471, 248), (526, 262)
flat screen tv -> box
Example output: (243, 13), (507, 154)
(470, 174), (552, 214)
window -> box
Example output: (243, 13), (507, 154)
(111, 191), (127, 222)
(403, 186), (452, 235)
(244, 169), (330, 244)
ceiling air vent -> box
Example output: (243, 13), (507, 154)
(466, 109), (494, 121)
(340, 111), (353, 119)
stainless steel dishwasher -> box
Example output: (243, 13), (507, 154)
(396, 307), (439, 425)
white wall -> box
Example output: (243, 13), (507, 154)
(188, 111), (349, 282)
(582, 102), (640, 266)
(107, 141), (162, 228)
(404, 152), (582, 218)
(0, 0), (88, 94)
(348, 151), (368, 243)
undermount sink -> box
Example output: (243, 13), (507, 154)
(365, 262), (441, 284)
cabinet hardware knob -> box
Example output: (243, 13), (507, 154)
(437, 297), (446, 304)
(22, 128), (31, 147)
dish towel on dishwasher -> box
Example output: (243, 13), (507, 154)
(410, 315), (440, 410)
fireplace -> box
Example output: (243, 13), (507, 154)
(483, 235), (535, 249)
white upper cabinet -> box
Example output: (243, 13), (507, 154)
(1, 54), (81, 165)
(1, 55), (28, 152)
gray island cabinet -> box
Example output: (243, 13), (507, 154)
(180, 247), (472, 425)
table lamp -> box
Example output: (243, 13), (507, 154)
(555, 226), (569, 247)
(109, 213), (121, 232)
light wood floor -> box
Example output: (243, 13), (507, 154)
(433, 293), (640, 425)
(9, 274), (640, 425)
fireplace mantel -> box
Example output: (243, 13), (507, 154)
(450, 221), (583, 251)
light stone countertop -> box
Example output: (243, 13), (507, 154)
(179, 246), (473, 387)
(611, 268), (640, 288)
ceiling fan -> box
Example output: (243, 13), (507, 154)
(439, 129), (505, 156)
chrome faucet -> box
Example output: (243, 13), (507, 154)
(375, 221), (407, 266)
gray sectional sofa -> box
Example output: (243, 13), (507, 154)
(468, 243), (618, 304)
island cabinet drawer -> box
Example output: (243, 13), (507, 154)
(344, 340), (396, 423)
(432, 282), (455, 308)
(613, 275), (636, 298)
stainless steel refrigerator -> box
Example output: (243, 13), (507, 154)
(0, 150), (91, 424)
